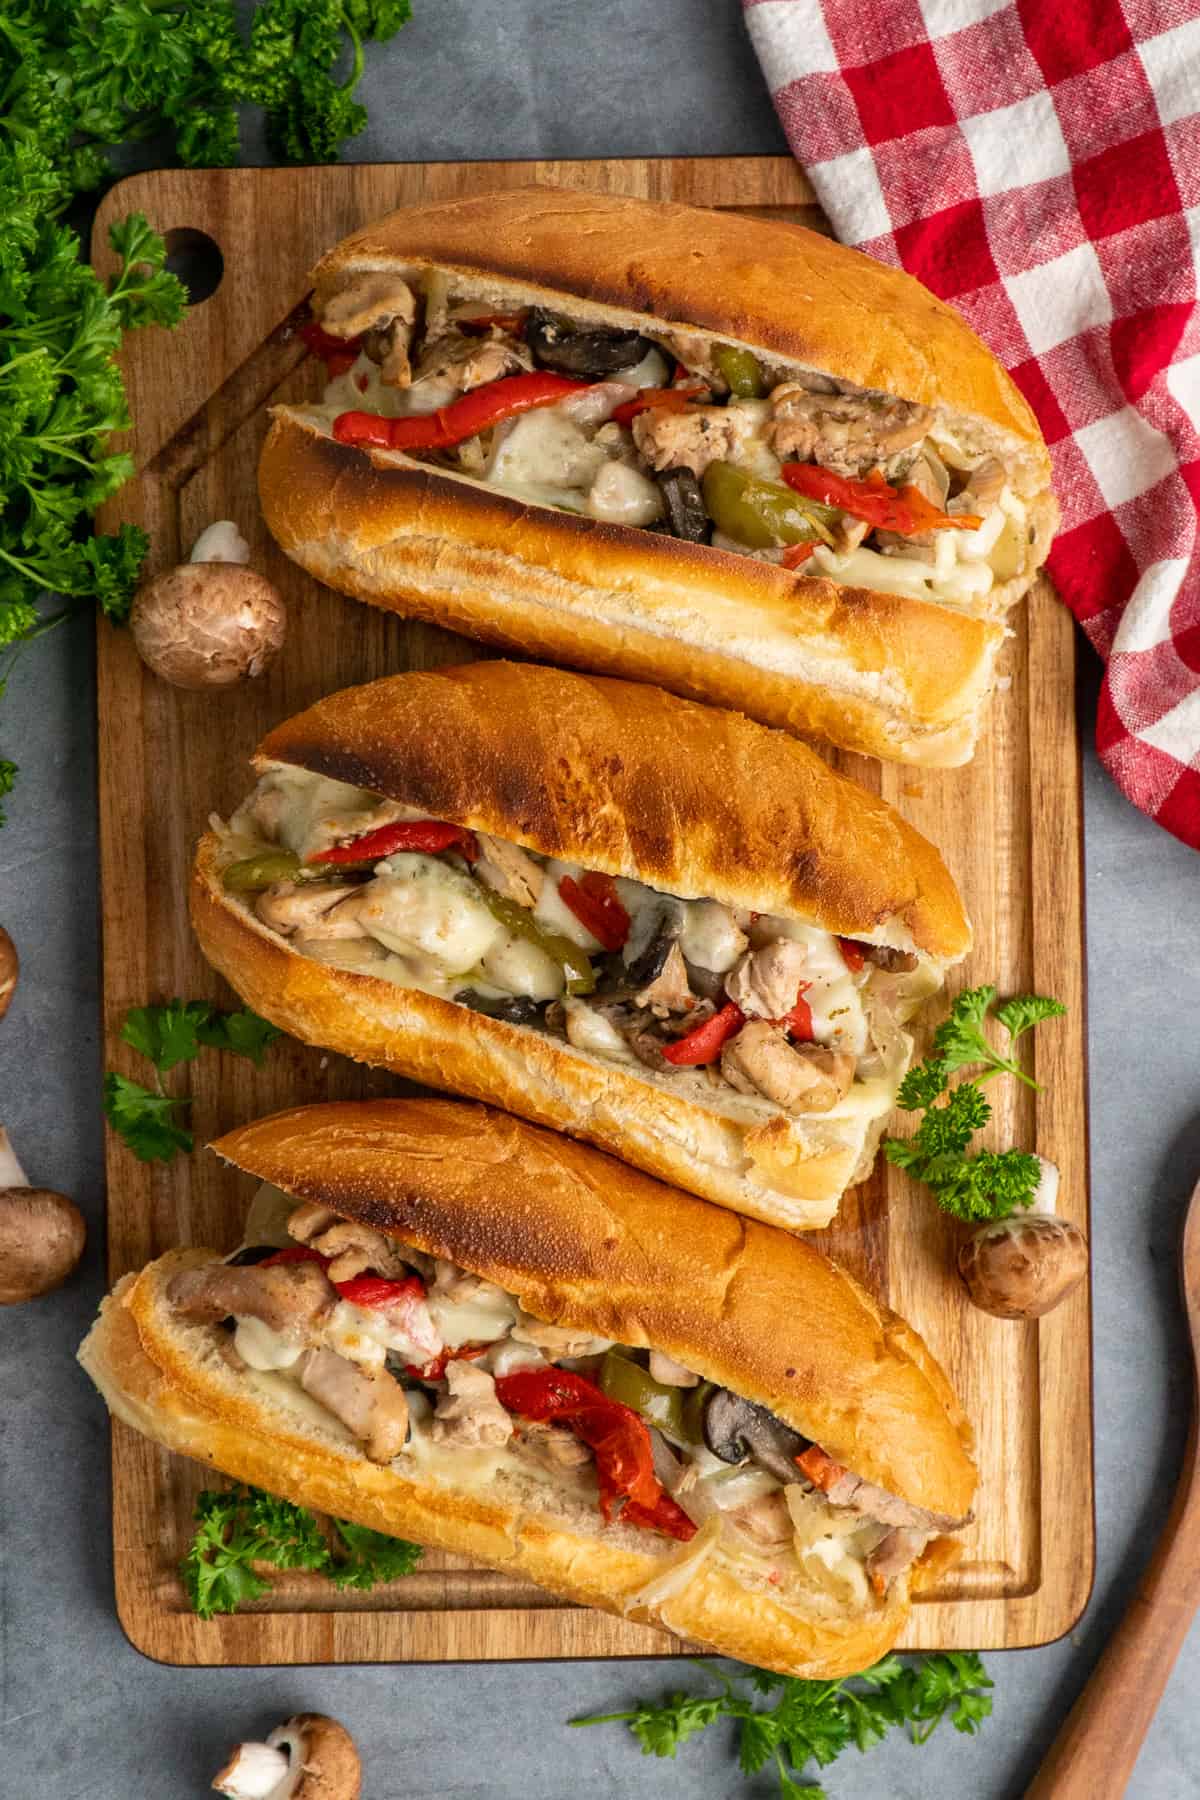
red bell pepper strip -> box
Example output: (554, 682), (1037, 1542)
(333, 371), (590, 455)
(260, 1246), (329, 1268)
(404, 1342), (490, 1382)
(333, 1274), (427, 1310)
(781, 541), (817, 570)
(308, 819), (479, 866)
(780, 989), (814, 1041)
(611, 383), (708, 427)
(781, 463), (982, 536)
(299, 320), (362, 380)
(795, 1444), (848, 1491)
(557, 872), (631, 951)
(661, 1001), (745, 1067)
(495, 1367), (696, 1541)
(836, 937), (866, 972)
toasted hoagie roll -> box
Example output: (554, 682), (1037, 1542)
(78, 1100), (977, 1677)
(192, 663), (970, 1231)
(260, 185), (1056, 767)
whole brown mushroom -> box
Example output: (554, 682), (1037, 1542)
(958, 1214), (1088, 1320)
(130, 561), (286, 689)
(0, 1127), (86, 1304)
(213, 1713), (361, 1800)
(0, 926), (17, 1021)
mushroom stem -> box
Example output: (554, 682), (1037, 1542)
(0, 1127), (29, 1189)
(211, 1740), (292, 1799)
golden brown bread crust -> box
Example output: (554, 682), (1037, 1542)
(78, 1259), (914, 1679)
(258, 410), (1009, 769)
(212, 1097), (977, 1518)
(254, 659), (971, 959)
(311, 185), (1047, 475)
(192, 835), (884, 1231)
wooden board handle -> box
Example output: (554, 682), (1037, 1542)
(1025, 1417), (1200, 1800)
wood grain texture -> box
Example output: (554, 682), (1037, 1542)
(91, 156), (1092, 1668)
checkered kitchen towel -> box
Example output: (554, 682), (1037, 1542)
(745, 0), (1200, 847)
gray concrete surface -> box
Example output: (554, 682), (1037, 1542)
(1, 3), (1198, 1794)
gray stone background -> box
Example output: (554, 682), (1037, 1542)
(2, 3), (1198, 1794)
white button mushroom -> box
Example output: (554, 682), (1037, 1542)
(213, 1714), (361, 1800)
(0, 926), (16, 1021)
(958, 1213), (1088, 1320)
(0, 1127), (86, 1304)
(130, 561), (286, 689)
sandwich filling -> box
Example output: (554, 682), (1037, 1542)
(213, 764), (942, 1129)
(168, 1194), (968, 1612)
(300, 271), (1039, 616)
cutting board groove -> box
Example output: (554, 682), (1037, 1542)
(93, 155), (1092, 1667)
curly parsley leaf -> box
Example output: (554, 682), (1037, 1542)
(107, 1000), (281, 1160)
(572, 1654), (993, 1796)
(330, 1519), (424, 1590)
(884, 986), (1064, 1221)
(102, 1072), (193, 1163)
(182, 1484), (422, 1617)
(0, 761), (16, 827)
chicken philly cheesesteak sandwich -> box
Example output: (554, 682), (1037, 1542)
(79, 1100), (977, 1677)
(260, 185), (1056, 767)
(191, 661), (972, 1231)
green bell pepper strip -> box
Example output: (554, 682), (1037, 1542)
(599, 1350), (685, 1438)
(480, 890), (596, 996)
(701, 460), (840, 551)
(221, 850), (307, 893)
(713, 344), (765, 399)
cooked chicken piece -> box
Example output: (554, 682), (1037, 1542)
(474, 834), (544, 909)
(724, 941), (809, 1020)
(304, 1220), (414, 1284)
(287, 1202), (340, 1242)
(832, 514), (870, 554)
(520, 1420), (593, 1471)
(319, 274), (417, 387)
(728, 1491), (794, 1547)
(510, 1317), (614, 1357)
(168, 1262), (337, 1335)
(413, 329), (532, 394)
(431, 1360), (514, 1449)
(242, 785), (288, 840)
(952, 454), (1006, 514)
(634, 942), (696, 1015)
(298, 1347), (410, 1462)
(632, 402), (764, 478)
(254, 881), (362, 937)
(768, 387), (933, 477)
(907, 450), (950, 509)
(721, 1023), (854, 1114)
(861, 943), (919, 975)
(865, 1526), (932, 1592)
(648, 1351), (699, 1388)
(431, 1258), (504, 1306)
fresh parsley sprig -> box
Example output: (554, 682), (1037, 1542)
(572, 1653), (993, 1796)
(103, 998), (281, 1162)
(883, 984), (1065, 1221)
(181, 1484), (422, 1619)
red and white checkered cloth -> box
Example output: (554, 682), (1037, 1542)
(745, 0), (1200, 847)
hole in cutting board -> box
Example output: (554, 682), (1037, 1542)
(164, 228), (224, 305)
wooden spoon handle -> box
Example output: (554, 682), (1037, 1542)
(1025, 1418), (1200, 1800)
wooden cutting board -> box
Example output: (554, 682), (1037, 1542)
(92, 155), (1092, 1667)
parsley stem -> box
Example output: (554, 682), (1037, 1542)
(569, 1711), (637, 1728)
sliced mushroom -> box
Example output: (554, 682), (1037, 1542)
(623, 895), (686, 987)
(453, 989), (542, 1026)
(525, 308), (655, 376)
(702, 1389), (810, 1484)
(656, 466), (711, 542)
